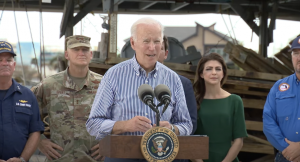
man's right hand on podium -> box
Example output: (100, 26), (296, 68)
(125, 116), (152, 133)
(38, 139), (63, 160)
(112, 116), (152, 134)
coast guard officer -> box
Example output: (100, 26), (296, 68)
(0, 41), (44, 162)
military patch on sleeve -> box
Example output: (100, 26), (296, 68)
(141, 127), (179, 162)
(279, 83), (290, 92)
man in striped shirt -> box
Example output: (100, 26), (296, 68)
(86, 17), (192, 162)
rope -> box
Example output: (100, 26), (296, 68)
(39, 0), (46, 78)
(220, 13), (236, 45)
(0, 0), (6, 27)
(11, 0), (26, 86)
(228, 12), (238, 45)
(23, 0), (41, 81)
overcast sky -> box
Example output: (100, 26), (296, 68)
(0, 11), (299, 58)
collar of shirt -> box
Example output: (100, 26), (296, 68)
(131, 54), (159, 78)
(294, 73), (300, 84)
(63, 67), (92, 91)
(3, 79), (22, 100)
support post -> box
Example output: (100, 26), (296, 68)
(259, 0), (268, 58)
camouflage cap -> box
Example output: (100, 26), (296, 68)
(66, 35), (91, 49)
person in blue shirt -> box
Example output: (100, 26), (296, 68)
(0, 41), (44, 162)
(263, 35), (300, 162)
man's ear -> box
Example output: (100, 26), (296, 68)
(130, 37), (136, 51)
(164, 50), (169, 60)
(65, 50), (69, 60)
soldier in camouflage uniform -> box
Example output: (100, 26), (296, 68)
(33, 35), (103, 162)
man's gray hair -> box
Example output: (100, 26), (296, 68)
(131, 17), (164, 41)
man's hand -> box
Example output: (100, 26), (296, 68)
(38, 139), (63, 160)
(153, 121), (171, 130)
(282, 138), (300, 161)
(293, 156), (300, 162)
(91, 144), (105, 161)
(6, 158), (21, 162)
(190, 159), (203, 162)
(125, 116), (152, 133)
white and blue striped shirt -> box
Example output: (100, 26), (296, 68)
(86, 56), (192, 140)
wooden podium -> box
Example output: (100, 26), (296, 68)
(99, 135), (209, 159)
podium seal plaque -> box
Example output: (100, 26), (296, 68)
(141, 127), (179, 162)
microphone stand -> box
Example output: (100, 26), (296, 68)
(146, 100), (160, 127)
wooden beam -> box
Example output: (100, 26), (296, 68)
(241, 143), (274, 154)
(223, 88), (269, 96)
(245, 120), (263, 131)
(247, 135), (272, 146)
(226, 79), (273, 89)
(139, 2), (157, 10)
(171, 2), (189, 11)
(60, 0), (74, 38)
(227, 69), (288, 81)
(242, 98), (265, 109)
(72, 0), (102, 26)
(229, 0), (259, 36)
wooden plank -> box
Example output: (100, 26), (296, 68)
(247, 135), (272, 146)
(275, 54), (294, 70)
(224, 88), (269, 96)
(245, 121), (263, 131)
(241, 143), (274, 154)
(226, 42), (283, 74)
(102, 56), (288, 81)
(267, 57), (293, 75)
(226, 79), (273, 89)
(251, 155), (275, 162)
(227, 69), (288, 81)
(242, 98), (265, 109)
(229, 55), (257, 72)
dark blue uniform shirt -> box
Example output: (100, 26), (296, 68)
(263, 73), (300, 151)
(0, 79), (44, 160)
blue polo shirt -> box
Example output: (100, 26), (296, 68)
(0, 79), (44, 160)
(263, 73), (300, 152)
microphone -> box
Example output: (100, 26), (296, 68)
(138, 84), (158, 113)
(154, 84), (171, 114)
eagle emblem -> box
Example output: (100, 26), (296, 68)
(19, 100), (28, 103)
(152, 136), (169, 156)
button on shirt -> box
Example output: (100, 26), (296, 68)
(86, 56), (192, 140)
(263, 74), (300, 151)
(0, 79), (44, 160)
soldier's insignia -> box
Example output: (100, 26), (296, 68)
(279, 83), (290, 92)
(141, 127), (179, 162)
(19, 100), (28, 103)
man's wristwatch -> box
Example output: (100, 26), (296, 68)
(19, 157), (26, 162)
(171, 124), (175, 133)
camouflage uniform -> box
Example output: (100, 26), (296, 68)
(34, 69), (103, 162)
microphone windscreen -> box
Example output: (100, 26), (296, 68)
(138, 84), (155, 102)
(154, 84), (171, 101)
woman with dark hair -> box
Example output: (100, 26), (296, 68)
(192, 53), (247, 162)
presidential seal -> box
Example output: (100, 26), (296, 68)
(141, 127), (179, 162)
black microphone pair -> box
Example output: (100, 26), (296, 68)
(138, 84), (171, 115)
